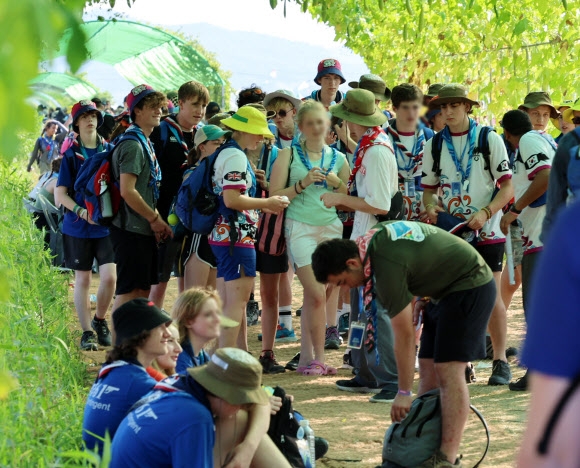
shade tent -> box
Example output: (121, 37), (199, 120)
(29, 73), (99, 102)
(51, 20), (225, 103)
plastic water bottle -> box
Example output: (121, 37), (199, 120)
(299, 420), (316, 467)
(100, 179), (113, 218)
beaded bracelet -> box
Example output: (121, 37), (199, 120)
(482, 206), (492, 220)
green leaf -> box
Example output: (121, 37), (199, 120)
(513, 18), (529, 35)
(270, 0), (278, 9)
(0, 370), (19, 400)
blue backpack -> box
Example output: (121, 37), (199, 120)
(73, 133), (141, 226)
(175, 140), (239, 236)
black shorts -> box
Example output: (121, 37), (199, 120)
(476, 243), (504, 272)
(342, 224), (353, 240)
(157, 238), (182, 282)
(181, 232), (217, 270)
(418, 280), (496, 363)
(63, 234), (114, 271)
(256, 249), (289, 274)
(109, 226), (159, 295)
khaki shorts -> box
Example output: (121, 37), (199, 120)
(285, 217), (343, 269)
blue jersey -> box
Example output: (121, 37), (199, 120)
(522, 201), (580, 379)
(57, 139), (113, 238)
(110, 377), (214, 468)
(82, 361), (156, 455)
(175, 340), (210, 374)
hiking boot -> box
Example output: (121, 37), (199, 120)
(259, 350), (285, 374)
(509, 370), (529, 391)
(91, 316), (112, 347)
(285, 352), (300, 371)
(314, 436), (329, 459)
(246, 299), (259, 326)
(324, 326), (341, 350)
(336, 378), (381, 394)
(465, 363), (476, 384)
(488, 360), (512, 386)
(80, 331), (98, 351)
(417, 450), (462, 467)
(338, 312), (350, 335)
(257, 324), (298, 342)
(369, 389), (397, 403)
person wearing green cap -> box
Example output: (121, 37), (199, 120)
(518, 91), (560, 135)
(422, 83), (514, 387)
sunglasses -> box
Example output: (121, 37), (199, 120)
(572, 117), (580, 125)
(240, 88), (265, 98)
(274, 108), (295, 118)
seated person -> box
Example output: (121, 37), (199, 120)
(146, 324), (182, 381)
(81, 299), (172, 455)
(110, 347), (291, 468)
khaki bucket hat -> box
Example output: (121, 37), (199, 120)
(348, 74), (391, 102)
(429, 84), (480, 108)
(518, 92), (560, 119)
(329, 89), (387, 127)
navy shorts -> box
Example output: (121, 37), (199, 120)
(211, 244), (256, 281)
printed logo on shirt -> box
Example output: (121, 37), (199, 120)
(88, 383), (120, 400)
(385, 221), (425, 242)
(169, 136), (178, 143)
(225, 171), (244, 182)
(134, 403), (158, 420)
(524, 153), (550, 170)
(497, 160), (510, 172)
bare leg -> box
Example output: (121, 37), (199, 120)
(295, 265), (326, 367)
(177, 276), (184, 294)
(96, 263), (116, 320)
(184, 254), (211, 290)
(279, 267), (293, 307)
(325, 284), (340, 327)
(219, 275), (254, 349)
(435, 361), (470, 463)
(501, 264), (522, 310)
(417, 358), (438, 395)
(148, 282), (168, 308)
(260, 273), (281, 352)
(487, 272), (508, 362)
(74, 270), (92, 331)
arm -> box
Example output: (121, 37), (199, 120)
(320, 192), (388, 215)
(269, 148), (326, 201)
(222, 189), (288, 213)
(467, 178), (514, 230)
(27, 139), (41, 171)
(324, 156), (350, 194)
(422, 187), (444, 223)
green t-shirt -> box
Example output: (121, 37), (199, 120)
(367, 221), (493, 318)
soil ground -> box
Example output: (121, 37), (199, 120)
(76, 273), (528, 468)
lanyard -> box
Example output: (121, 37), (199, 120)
(294, 143), (337, 188)
(442, 119), (477, 185)
(388, 127), (424, 176)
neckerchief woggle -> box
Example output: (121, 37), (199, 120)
(441, 119), (477, 192)
(387, 124), (426, 178)
(293, 142), (338, 188)
(126, 124), (162, 200)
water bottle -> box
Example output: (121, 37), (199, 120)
(100, 179), (113, 218)
(299, 419), (316, 467)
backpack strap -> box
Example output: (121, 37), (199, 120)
(475, 126), (495, 182)
(469, 404), (491, 468)
(431, 132), (444, 178)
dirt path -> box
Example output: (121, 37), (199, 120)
(76, 274), (529, 467)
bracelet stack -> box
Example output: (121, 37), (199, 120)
(481, 206), (492, 220)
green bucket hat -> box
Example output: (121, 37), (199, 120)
(329, 89), (387, 127)
(425, 83), (445, 98)
(518, 92), (560, 119)
(428, 84), (480, 108)
(348, 74), (391, 102)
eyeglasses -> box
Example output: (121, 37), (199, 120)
(572, 117), (580, 125)
(274, 108), (295, 118)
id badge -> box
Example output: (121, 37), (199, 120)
(451, 181), (462, 197)
(347, 321), (366, 349)
(404, 179), (415, 197)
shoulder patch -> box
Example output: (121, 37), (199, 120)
(225, 171), (244, 182)
(497, 160), (510, 172)
(524, 153), (549, 170)
(385, 221), (425, 242)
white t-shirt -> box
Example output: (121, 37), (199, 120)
(422, 125), (512, 245)
(210, 147), (258, 248)
(351, 143), (399, 239)
(512, 131), (555, 254)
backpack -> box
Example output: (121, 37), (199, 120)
(175, 139), (238, 236)
(267, 386), (306, 468)
(73, 133), (140, 226)
(382, 389), (490, 468)
(567, 127), (580, 199)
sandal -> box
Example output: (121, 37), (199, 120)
(296, 365), (309, 374)
(301, 360), (338, 376)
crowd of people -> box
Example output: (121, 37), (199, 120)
(25, 57), (580, 467)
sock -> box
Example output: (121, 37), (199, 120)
(342, 303), (351, 313)
(93, 315), (105, 322)
(278, 310), (293, 330)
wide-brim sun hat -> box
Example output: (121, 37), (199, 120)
(222, 106), (275, 139)
(429, 84), (480, 108)
(244, 103), (276, 120)
(314, 58), (346, 85)
(561, 101), (580, 124)
(193, 124), (232, 148)
(518, 91), (559, 119)
(348, 74), (391, 102)
(263, 89), (303, 109)
(329, 88), (387, 127)
(188, 347), (269, 406)
(71, 100), (104, 132)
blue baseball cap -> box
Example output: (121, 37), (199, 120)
(314, 58), (346, 85)
(435, 212), (479, 246)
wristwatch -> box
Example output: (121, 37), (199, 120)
(509, 204), (522, 215)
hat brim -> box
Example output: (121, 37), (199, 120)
(188, 366), (270, 406)
(429, 96), (480, 108)
(314, 68), (346, 86)
(330, 102), (387, 127)
(221, 116), (275, 139)
(518, 104), (560, 120)
(263, 92), (303, 110)
(219, 315), (239, 329)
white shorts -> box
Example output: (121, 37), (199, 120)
(285, 217), (343, 269)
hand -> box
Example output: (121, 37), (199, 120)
(27, 166), (32, 173)
(467, 210), (489, 231)
(413, 300), (426, 327)
(320, 192), (344, 208)
(269, 395), (282, 415)
(325, 130), (338, 146)
(265, 196), (290, 214)
(254, 169), (268, 190)
(418, 209), (431, 223)
(221, 441), (254, 468)
(325, 171), (341, 189)
(151, 216), (173, 243)
(302, 167), (326, 187)
(425, 204), (444, 224)
(334, 123), (349, 144)
(391, 393), (413, 423)
(500, 211), (517, 235)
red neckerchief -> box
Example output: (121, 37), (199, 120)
(355, 228), (379, 309)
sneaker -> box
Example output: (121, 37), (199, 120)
(506, 346), (518, 359)
(314, 436), (329, 459)
(417, 450), (462, 467)
(91, 316), (112, 347)
(336, 378), (381, 394)
(259, 350), (285, 374)
(285, 352), (300, 371)
(369, 389), (397, 403)
(465, 363), (476, 384)
(338, 312), (350, 335)
(80, 331), (98, 351)
(488, 360), (512, 386)
(296, 305), (303, 317)
(257, 324), (298, 342)
(246, 299), (259, 326)
(341, 350), (353, 369)
(324, 326), (341, 350)
(509, 370), (529, 391)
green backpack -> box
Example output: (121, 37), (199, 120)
(382, 389), (489, 468)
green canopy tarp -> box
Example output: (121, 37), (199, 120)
(29, 72), (98, 101)
(51, 20), (225, 93)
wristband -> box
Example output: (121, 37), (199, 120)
(510, 204), (522, 215)
(73, 204), (82, 216)
(294, 182), (300, 194)
(334, 179), (343, 190)
(149, 213), (159, 224)
(398, 389), (413, 397)
(298, 180), (306, 190)
(482, 206), (492, 220)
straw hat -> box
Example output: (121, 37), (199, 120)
(222, 106), (275, 139)
(429, 84), (480, 108)
(329, 89), (387, 127)
(348, 74), (391, 102)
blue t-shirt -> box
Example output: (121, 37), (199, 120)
(175, 340), (210, 374)
(57, 141), (112, 238)
(521, 202), (580, 379)
(82, 361), (156, 455)
(110, 390), (214, 468)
